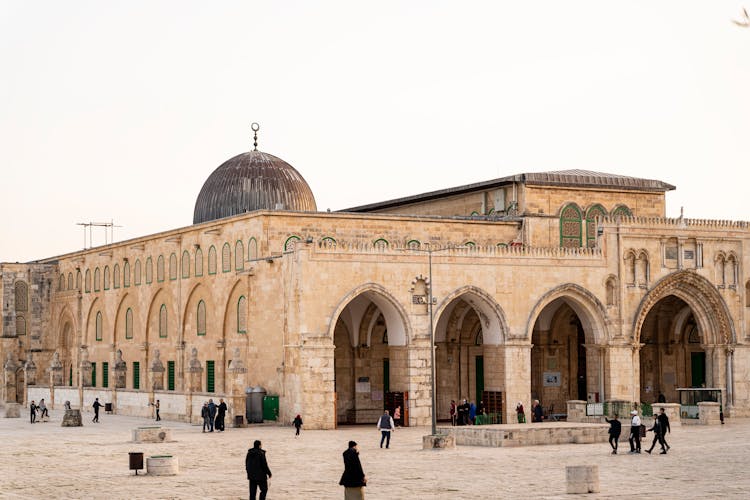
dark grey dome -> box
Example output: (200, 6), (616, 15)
(193, 150), (317, 224)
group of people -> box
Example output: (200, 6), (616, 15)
(516, 400), (544, 423)
(28, 399), (49, 423)
(605, 407), (672, 455)
(200, 398), (228, 432)
(245, 439), (368, 500)
(449, 399), (485, 425)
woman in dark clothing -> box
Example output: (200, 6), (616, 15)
(605, 414), (622, 454)
(340, 441), (366, 500)
(293, 414), (303, 436)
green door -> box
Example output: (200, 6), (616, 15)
(91, 362), (96, 387)
(167, 361), (175, 391)
(102, 362), (109, 388)
(263, 395), (279, 421)
(69, 365), (73, 386)
(475, 356), (484, 403)
(206, 360), (215, 392)
(133, 361), (140, 390)
(691, 352), (706, 387)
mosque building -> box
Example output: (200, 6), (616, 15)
(2, 126), (747, 428)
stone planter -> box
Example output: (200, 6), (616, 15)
(147, 455), (179, 476)
(132, 427), (172, 443)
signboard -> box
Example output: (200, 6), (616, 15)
(543, 372), (561, 387)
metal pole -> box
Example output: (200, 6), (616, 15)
(428, 248), (437, 436)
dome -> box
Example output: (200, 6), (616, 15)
(193, 150), (317, 224)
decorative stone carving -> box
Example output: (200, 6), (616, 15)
(187, 347), (202, 372)
(150, 349), (165, 391)
(24, 352), (37, 386)
(49, 351), (63, 386)
(113, 349), (127, 389)
(80, 346), (92, 387)
(228, 347), (246, 373)
(186, 347), (202, 392)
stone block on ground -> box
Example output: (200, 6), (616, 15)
(422, 433), (455, 449)
(3, 403), (21, 418)
(62, 409), (83, 427)
(566, 465), (600, 494)
(132, 427), (172, 443)
(147, 455), (179, 476)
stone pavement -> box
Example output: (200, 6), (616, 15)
(1, 411), (749, 499)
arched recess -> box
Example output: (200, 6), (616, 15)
(56, 306), (78, 387)
(527, 283), (610, 412)
(113, 293), (141, 389)
(217, 280), (246, 393)
(328, 283), (411, 426)
(632, 271), (736, 406)
(432, 286), (509, 422)
(145, 288), (175, 390)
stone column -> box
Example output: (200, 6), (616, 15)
(406, 340), (432, 427)
(604, 344), (637, 402)
(49, 351), (63, 407)
(113, 349), (127, 389)
(227, 347), (247, 427)
(150, 349), (165, 391)
(4, 352), (18, 403)
(185, 347), (203, 393)
(79, 346), (92, 387)
(704, 345), (714, 387)
(502, 342), (531, 425)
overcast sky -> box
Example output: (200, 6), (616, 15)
(1, 1), (749, 262)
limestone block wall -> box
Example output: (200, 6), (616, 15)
(27, 386), (50, 405)
(731, 347), (750, 416)
(154, 391), (189, 421)
(54, 387), (80, 409)
(82, 389), (112, 414)
(115, 389), (152, 418)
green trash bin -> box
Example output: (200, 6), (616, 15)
(262, 395), (279, 421)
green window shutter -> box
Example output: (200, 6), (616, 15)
(102, 362), (109, 388)
(91, 362), (97, 387)
(383, 358), (390, 393)
(69, 365), (73, 386)
(133, 361), (140, 390)
(206, 360), (215, 393)
(167, 361), (175, 391)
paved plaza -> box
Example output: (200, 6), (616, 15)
(1, 411), (749, 499)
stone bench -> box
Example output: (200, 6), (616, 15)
(147, 455), (179, 476)
(132, 427), (172, 443)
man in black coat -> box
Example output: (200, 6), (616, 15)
(656, 407), (671, 451)
(215, 398), (227, 431)
(92, 398), (103, 423)
(207, 399), (217, 432)
(605, 414), (622, 454)
(245, 440), (272, 500)
(339, 441), (366, 499)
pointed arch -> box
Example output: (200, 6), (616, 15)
(433, 285), (509, 345)
(560, 203), (583, 248)
(248, 237), (258, 260)
(182, 250), (191, 279)
(235, 240), (244, 270)
(585, 204), (607, 248)
(208, 245), (217, 275)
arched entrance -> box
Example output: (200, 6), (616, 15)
(633, 271), (735, 407)
(332, 285), (410, 426)
(434, 287), (507, 423)
(529, 285), (608, 415)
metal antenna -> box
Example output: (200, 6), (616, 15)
(251, 122), (260, 151)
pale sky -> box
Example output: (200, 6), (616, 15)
(1, 1), (749, 262)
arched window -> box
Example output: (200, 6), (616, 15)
(611, 205), (632, 218)
(182, 250), (190, 279)
(15, 281), (28, 311)
(222, 243), (231, 272)
(585, 204), (607, 248)
(464, 241), (476, 247)
(67, 272), (73, 290)
(197, 300), (206, 336)
(76, 270), (82, 290)
(195, 248), (204, 276)
(248, 238), (258, 260)
(560, 204), (583, 248)
(85, 270), (91, 292)
(59, 274), (65, 291)
(103, 266), (110, 290)
(237, 296), (247, 333)
(94, 268), (101, 291)
(727, 254), (738, 287)
(159, 305), (167, 338)
(135, 259), (142, 285)
(321, 236), (337, 247)
(113, 264), (120, 289)
(373, 238), (389, 250)
(16, 316), (26, 335)
(123, 261), (131, 287)
(624, 251), (636, 286)
(407, 239), (420, 249)
(235, 241), (244, 270)
(606, 276), (617, 306)
(95, 311), (103, 341)
(208, 246), (217, 275)
(145, 257), (153, 284)
(475, 329), (483, 345)
(125, 308), (133, 339)
(157, 255), (165, 282)
(169, 253), (177, 280)
(284, 235), (301, 251)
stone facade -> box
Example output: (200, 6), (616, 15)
(1, 161), (748, 429)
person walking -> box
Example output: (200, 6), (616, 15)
(29, 400), (37, 424)
(216, 398), (227, 431)
(154, 399), (161, 421)
(207, 399), (217, 432)
(628, 410), (642, 453)
(201, 402), (211, 432)
(532, 400), (543, 423)
(656, 407), (671, 451)
(645, 414), (666, 454)
(38, 399), (48, 421)
(293, 414), (303, 436)
(245, 440), (272, 500)
(339, 441), (366, 500)
(516, 402), (526, 423)
(605, 414), (622, 454)
(92, 398), (103, 423)
(377, 410), (395, 448)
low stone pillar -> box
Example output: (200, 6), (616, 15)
(3, 402), (21, 418)
(698, 402), (721, 425)
(652, 403), (681, 427)
(566, 465), (600, 494)
(566, 400), (587, 422)
(132, 427), (172, 443)
(62, 409), (83, 427)
(147, 455), (179, 476)
(422, 434), (456, 449)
